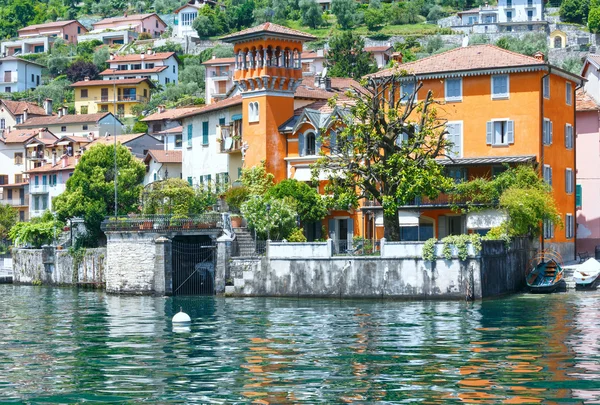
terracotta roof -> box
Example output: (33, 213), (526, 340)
(1, 100), (48, 116)
(174, 0), (220, 13)
(577, 89), (600, 111)
(27, 156), (78, 174)
(54, 135), (92, 144)
(107, 52), (176, 63)
(142, 107), (205, 122)
(329, 78), (364, 92)
(365, 46), (393, 52)
(294, 85), (336, 99)
(144, 149), (182, 163)
(157, 126), (183, 134)
(221, 22), (316, 41)
(177, 95), (243, 119)
(0, 128), (54, 144)
(202, 57), (235, 65)
(70, 78), (152, 87)
(18, 20), (82, 32)
(26, 136), (57, 146)
(17, 112), (115, 127)
(93, 13), (165, 26)
(100, 66), (168, 75)
(367, 45), (546, 78)
(87, 133), (148, 147)
(301, 51), (325, 59)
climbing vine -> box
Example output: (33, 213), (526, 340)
(422, 234), (482, 261)
(422, 238), (437, 261)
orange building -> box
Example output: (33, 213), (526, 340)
(365, 46), (582, 259)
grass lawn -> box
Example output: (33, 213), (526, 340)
(284, 20), (447, 40)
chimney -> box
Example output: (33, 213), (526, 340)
(52, 151), (57, 166)
(23, 108), (28, 123)
(62, 106), (68, 116)
(392, 52), (403, 64)
(44, 98), (53, 115)
(62, 155), (67, 168)
(84, 76), (90, 81)
(110, 53), (115, 60)
(158, 105), (166, 113)
(58, 109), (63, 118)
(317, 49), (324, 57)
(533, 51), (545, 61)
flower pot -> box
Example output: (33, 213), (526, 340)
(231, 216), (242, 228)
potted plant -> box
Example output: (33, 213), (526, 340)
(231, 214), (243, 228)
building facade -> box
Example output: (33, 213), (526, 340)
(91, 13), (167, 38)
(203, 57), (235, 104)
(0, 57), (44, 93)
(100, 51), (179, 85)
(143, 150), (182, 185)
(16, 111), (124, 138)
(0, 99), (50, 133)
(1, 20), (87, 55)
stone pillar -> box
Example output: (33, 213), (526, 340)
(215, 234), (233, 295)
(380, 237), (386, 258)
(326, 238), (334, 257)
(154, 236), (172, 296)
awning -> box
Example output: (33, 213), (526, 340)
(231, 114), (242, 121)
(375, 212), (384, 226)
(399, 211), (420, 226)
(55, 141), (70, 146)
(466, 209), (507, 229)
(293, 167), (312, 181)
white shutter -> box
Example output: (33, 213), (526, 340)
(507, 120), (514, 144)
(486, 121), (493, 145)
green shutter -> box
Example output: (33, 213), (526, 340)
(187, 176), (192, 186)
(202, 121), (209, 145)
(576, 184), (582, 208)
(187, 124), (192, 147)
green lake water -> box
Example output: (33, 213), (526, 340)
(1, 285), (600, 404)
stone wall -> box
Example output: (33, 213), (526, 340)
(13, 248), (106, 286)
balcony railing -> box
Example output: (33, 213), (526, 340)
(211, 70), (231, 77)
(30, 184), (48, 194)
(218, 124), (242, 153)
(97, 95), (148, 103)
(27, 152), (46, 160)
(101, 213), (223, 232)
(1, 197), (28, 206)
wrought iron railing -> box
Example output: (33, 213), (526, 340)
(101, 213), (223, 232)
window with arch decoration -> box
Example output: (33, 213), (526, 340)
(248, 101), (259, 123)
(305, 131), (316, 155)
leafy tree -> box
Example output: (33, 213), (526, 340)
(267, 179), (327, 223)
(560, 0), (590, 24)
(253, 7), (275, 24)
(154, 0), (183, 13)
(53, 144), (145, 246)
(332, 0), (356, 29)
(495, 33), (547, 56)
(562, 57), (584, 74)
(312, 77), (453, 241)
(273, 0), (298, 21)
(47, 55), (70, 77)
(327, 31), (377, 79)
(76, 40), (103, 60)
(241, 162), (275, 195)
(0, 204), (17, 241)
(224, 186), (250, 213)
(32, 78), (73, 110)
(300, 0), (323, 29)
(241, 195), (298, 240)
(65, 60), (100, 82)
(93, 46), (111, 71)
(132, 120), (148, 133)
(427, 5), (445, 21)
(364, 8), (385, 30)
(153, 41), (184, 54)
(9, 211), (63, 248)
(589, 7), (600, 32)
(193, 15), (217, 38)
(425, 35), (444, 54)
(142, 178), (215, 216)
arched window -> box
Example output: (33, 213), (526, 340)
(248, 101), (259, 123)
(305, 131), (316, 155)
(554, 36), (562, 48)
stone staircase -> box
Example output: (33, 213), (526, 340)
(233, 227), (256, 257)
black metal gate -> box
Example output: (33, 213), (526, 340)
(172, 237), (215, 295)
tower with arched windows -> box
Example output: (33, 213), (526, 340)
(221, 23), (316, 181)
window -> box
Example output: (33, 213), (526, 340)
(118, 64), (128, 71)
(83, 125), (88, 130)
(506, 11), (512, 21)
(202, 121), (209, 145)
(527, 10), (533, 21)
(100, 105), (108, 112)
(566, 214), (574, 239)
(0, 119), (5, 129)
(491, 75), (509, 99)
(543, 219), (554, 239)
(543, 76), (550, 98)
(187, 124), (193, 148)
(65, 34), (69, 40)
(447, 168), (466, 183)
(81, 106), (88, 114)
(81, 89), (88, 98)
(565, 168), (574, 193)
(173, 65), (176, 74)
(566, 82), (572, 105)
(154, 173), (157, 182)
(543, 164), (552, 186)
(543, 119), (553, 145)
(175, 134), (182, 148)
(132, 64), (142, 70)
(248, 101), (259, 122)
(15, 174), (22, 184)
(486, 120), (514, 146)
(446, 122), (462, 157)
(306, 132), (317, 155)
(5, 87), (11, 93)
(507, 0), (512, 6)
(400, 82), (416, 102)
(61, 126), (67, 132)
(14, 152), (23, 165)
(187, 176), (193, 186)
(0, 175), (7, 185)
(15, 116), (21, 124)
(445, 78), (462, 101)
(31, 74), (34, 82)
(78, 26), (81, 34)
(565, 123), (573, 149)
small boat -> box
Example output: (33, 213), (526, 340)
(527, 252), (565, 293)
(573, 258), (600, 289)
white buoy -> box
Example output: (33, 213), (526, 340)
(172, 307), (191, 325)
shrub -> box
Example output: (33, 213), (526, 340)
(287, 228), (307, 242)
(224, 186), (250, 213)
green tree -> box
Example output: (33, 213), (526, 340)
(267, 179), (327, 223)
(132, 120), (148, 133)
(142, 178), (215, 216)
(589, 6), (600, 32)
(9, 211), (63, 248)
(65, 60), (99, 82)
(193, 15), (217, 38)
(562, 57), (584, 74)
(300, 0), (323, 29)
(364, 8), (385, 30)
(425, 35), (444, 54)
(76, 39), (103, 60)
(495, 33), (547, 56)
(560, 0), (590, 24)
(241, 195), (298, 240)
(224, 186), (250, 213)
(312, 77), (453, 241)
(327, 31), (377, 79)
(241, 162), (275, 195)
(93, 46), (111, 72)
(0, 204), (17, 240)
(53, 144), (145, 246)
(32, 78), (73, 111)
(332, 0), (356, 29)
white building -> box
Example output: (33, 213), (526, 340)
(202, 57), (235, 104)
(141, 105), (202, 140)
(0, 57), (44, 93)
(454, 0), (546, 33)
(497, 0), (543, 24)
(77, 29), (138, 46)
(100, 51), (179, 86)
(16, 111), (124, 138)
(0, 99), (50, 133)
(26, 154), (77, 218)
(301, 50), (326, 76)
(365, 46), (393, 69)
(174, 0), (224, 38)
(143, 150), (182, 185)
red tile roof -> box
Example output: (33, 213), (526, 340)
(301, 51), (326, 59)
(93, 13), (166, 27)
(27, 155), (78, 174)
(367, 45), (546, 78)
(70, 78), (152, 87)
(157, 126), (183, 134)
(294, 85), (335, 99)
(100, 66), (168, 75)
(221, 22), (316, 41)
(365, 46), (393, 52)
(107, 52), (176, 63)
(18, 20), (83, 32)
(144, 149), (182, 163)
(1, 100), (48, 116)
(202, 57), (235, 65)
(88, 133), (148, 147)
(577, 89), (599, 111)
(0, 128), (54, 144)
(16, 113), (115, 127)
(142, 107), (205, 122)
(177, 95), (243, 119)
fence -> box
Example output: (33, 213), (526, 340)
(101, 213), (223, 232)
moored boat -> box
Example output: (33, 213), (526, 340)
(573, 258), (600, 289)
(527, 251), (565, 293)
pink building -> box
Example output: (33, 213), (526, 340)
(92, 13), (167, 38)
(576, 55), (600, 253)
(2, 20), (87, 55)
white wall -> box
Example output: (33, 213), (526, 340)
(584, 67), (600, 103)
(29, 168), (71, 217)
(204, 63), (234, 104)
(176, 6), (201, 38)
(144, 161), (182, 185)
(497, 0), (543, 22)
(0, 143), (25, 184)
(0, 60), (42, 93)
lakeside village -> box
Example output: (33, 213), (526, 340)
(2, 0), (600, 299)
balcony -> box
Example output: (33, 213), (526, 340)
(27, 151), (46, 160)
(2, 197), (29, 206)
(218, 124), (242, 153)
(30, 184), (48, 194)
(211, 70), (232, 78)
(96, 95), (148, 103)
(0, 73), (17, 84)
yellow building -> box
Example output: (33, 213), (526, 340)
(71, 78), (154, 118)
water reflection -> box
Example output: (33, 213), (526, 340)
(2, 287), (600, 403)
